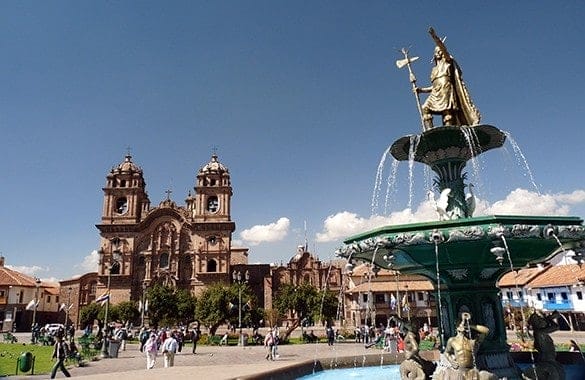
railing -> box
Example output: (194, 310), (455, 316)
(542, 299), (573, 311)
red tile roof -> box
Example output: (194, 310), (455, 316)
(0, 265), (38, 287)
(525, 264), (585, 288)
(498, 266), (550, 287)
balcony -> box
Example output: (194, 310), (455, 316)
(542, 299), (573, 311)
(502, 299), (527, 308)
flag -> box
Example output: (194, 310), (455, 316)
(390, 294), (396, 310)
(95, 292), (110, 305)
(26, 299), (36, 311)
(401, 294), (410, 312)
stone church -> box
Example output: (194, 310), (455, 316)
(95, 153), (249, 305)
(60, 153), (343, 328)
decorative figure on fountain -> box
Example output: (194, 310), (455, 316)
(433, 312), (497, 380)
(415, 27), (481, 130)
(522, 310), (565, 380)
(395, 316), (437, 380)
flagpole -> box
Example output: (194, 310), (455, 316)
(100, 267), (112, 358)
(31, 278), (41, 343)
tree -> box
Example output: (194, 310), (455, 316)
(195, 282), (255, 336)
(116, 301), (140, 326)
(175, 288), (197, 325)
(146, 284), (197, 327)
(79, 303), (102, 331)
(273, 283), (339, 340)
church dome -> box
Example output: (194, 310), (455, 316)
(115, 154), (142, 174)
(199, 154), (229, 175)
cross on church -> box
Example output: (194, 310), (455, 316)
(164, 189), (172, 200)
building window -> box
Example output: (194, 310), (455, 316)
(577, 291), (583, 300)
(47, 295), (51, 303)
(362, 293), (368, 303)
(417, 292), (424, 301)
(547, 293), (554, 301)
(206, 196), (219, 213)
(537, 293), (542, 301)
(111, 261), (121, 275)
(160, 252), (169, 269)
(561, 292), (568, 300)
(375, 294), (385, 304)
(207, 259), (217, 272)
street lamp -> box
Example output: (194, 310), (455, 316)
(31, 278), (41, 342)
(232, 269), (249, 346)
(65, 287), (72, 330)
(100, 247), (120, 358)
(140, 282), (147, 327)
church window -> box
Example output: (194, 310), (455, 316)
(160, 252), (169, 268)
(138, 256), (145, 266)
(208, 236), (217, 246)
(207, 259), (217, 272)
(90, 282), (96, 297)
(110, 261), (121, 275)
(210, 178), (216, 186)
(206, 196), (219, 213)
(120, 179), (126, 187)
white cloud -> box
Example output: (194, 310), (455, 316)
(73, 250), (100, 274)
(6, 265), (48, 278)
(316, 188), (585, 242)
(240, 217), (290, 246)
(484, 188), (574, 216)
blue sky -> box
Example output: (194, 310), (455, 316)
(2, 1), (584, 281)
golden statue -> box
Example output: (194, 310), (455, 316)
(415, 28), (481, 130)
(434, 313), (496, 380)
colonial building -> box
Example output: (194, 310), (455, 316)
(94, 153), (249, 307)
(0, 256), (60, 332)
(344, 264), (436, 328)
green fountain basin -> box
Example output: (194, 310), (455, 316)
(339, 215), (585, 285)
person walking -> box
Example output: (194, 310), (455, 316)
(50, 334), (71, 378)
(161, 332), (179, 368)
(264, 330), (274, 360)
(191, 327), (201, 354)
(144, 333), (158, 369)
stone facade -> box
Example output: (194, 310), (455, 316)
(93, 153), (246, 305)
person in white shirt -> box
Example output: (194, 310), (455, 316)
(161, 332), (179, 367)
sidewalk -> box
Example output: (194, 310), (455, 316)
(8, 330), (585, 379)
(9, 340), (401, 380)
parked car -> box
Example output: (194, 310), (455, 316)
(44, 323), (65, 335)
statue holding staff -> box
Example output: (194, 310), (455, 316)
(414, 27), (481, 130)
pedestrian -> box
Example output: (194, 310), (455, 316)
(264, 330), (274, 360)
(161, 333), (179, 368)
(139, 327), (149, 352)
(144, 333), (158, 369)
(50, 334), (71, 378)
(191, 327), (201, 354)
(326, 325), (335, 346)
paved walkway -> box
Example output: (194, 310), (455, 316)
(7, 330), (585, 379)
(10, 340), (405, 380)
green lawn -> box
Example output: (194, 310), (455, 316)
(0, 342), (82, 376)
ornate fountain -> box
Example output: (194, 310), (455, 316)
(336, 28), (585, 380)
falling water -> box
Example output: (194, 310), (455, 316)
(503, 131), (540, 194)
(371, 145), (393, 215)
(383, 159), (400, 215)
(407, 135), (420, 209)
(433, 238), (446, 350)
(499, 234), (539, 379)
(461, 126), (486, 196)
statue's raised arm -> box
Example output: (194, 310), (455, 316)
(428, 27), (451, 63)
